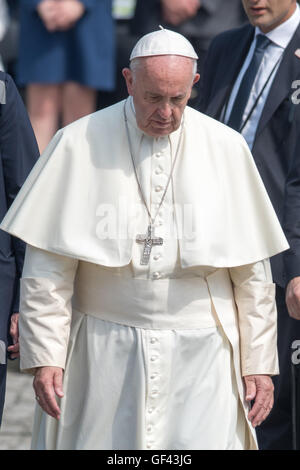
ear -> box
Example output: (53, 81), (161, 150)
(122, 68), (134, 96)
(193, 73), (200, 86)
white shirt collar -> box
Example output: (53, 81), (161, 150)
(255, 3), (300, 49)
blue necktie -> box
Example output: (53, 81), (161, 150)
(227, 34), (271, 132)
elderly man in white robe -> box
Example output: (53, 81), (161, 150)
(1, 28), (288, 450)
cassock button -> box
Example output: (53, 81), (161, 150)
(153, 254), (161, 261)
(147, 426), (153, 433)
(150, 355), (158, 362)
(152, 272), (161, 279)
(155, 185), (163, 192)
(150, 337), (157, 344)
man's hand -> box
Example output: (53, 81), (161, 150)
(161, 0), (201, 26)
(286, 276), (300, 320)
(33, 366), (64, 420)
(244, 375), (274, 427)
(7, 313), (20, 359)
(37, 0), (85, 32)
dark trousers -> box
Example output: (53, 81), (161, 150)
(256, 285), (300, 450)
(0, 364), (7, 426)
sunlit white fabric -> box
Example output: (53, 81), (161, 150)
(19, 129), (279, 450)
(0, 99), (288, 268)
(7, 95), (285, 450)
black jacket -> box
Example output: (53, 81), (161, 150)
(0, 72), (39, 424)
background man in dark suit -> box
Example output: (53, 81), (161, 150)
(130, 0), (246, 105)
(198, 0), (300, 450)
(0, 71), (39, 425)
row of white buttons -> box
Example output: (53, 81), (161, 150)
(146, 143), (169, 449)
(146, 334), (160, 450)
(155, 166), (164, 175)
(152, 272), (161, 280)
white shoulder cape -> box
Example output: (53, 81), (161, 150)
(0, 100), (288, 267)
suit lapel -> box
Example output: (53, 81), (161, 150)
(255, 23), (300, 139)
(206, 25), (254, 120)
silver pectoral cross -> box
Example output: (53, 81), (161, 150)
(136, 225), (163, 265)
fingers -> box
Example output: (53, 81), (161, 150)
(245, 375), (256, 402)
(286, 277), (300, 320)
(7, 343), (20, 359)
(286, 289), (300, 319)
(41, 0), (85, 31)
(37, 0), (63, 31)
(53, 369), (64, 399)
(33, 367), (64, 420)
(162, 0), (200, 25)
(244, 375), (274, 428)
(9, 313), (19, 344)
(248, 394), (274, 427)
(38, 0), (85, 31)
(8, 313), (20, 358)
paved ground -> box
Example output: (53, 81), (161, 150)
(0, 359), (35, 450)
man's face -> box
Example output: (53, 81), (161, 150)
(242, 0), (297, 33)
(122, 56), (199, 137)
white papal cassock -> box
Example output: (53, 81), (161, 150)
(1, 98), (288, 450)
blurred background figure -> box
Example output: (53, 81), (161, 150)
(0, 0), (9, 71)
(0, 1), (20, 77)
(130, 0), (247, 106)
(16, 0), (115, 153)
(98, 0), (136, 107)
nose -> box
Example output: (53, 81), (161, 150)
(158, 102), (172, 120)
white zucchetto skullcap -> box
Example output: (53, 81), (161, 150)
(130, 26), (198, 61)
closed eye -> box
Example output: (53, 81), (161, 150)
(146, 95), (161, 103)
(172, 95), (185, 103)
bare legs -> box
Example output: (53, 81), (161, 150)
(26, 84), (60, 154)
(26, 82), (97, 153)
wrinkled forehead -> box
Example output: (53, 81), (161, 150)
(130, 55), (196, 78)
(128, 56), (197, 100)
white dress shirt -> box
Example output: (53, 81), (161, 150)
(224, 4), (300, 149)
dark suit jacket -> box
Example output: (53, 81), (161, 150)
(283, 138), (300, 285)
(0, 72), (39, 424)
(198, 23), (300, 287)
